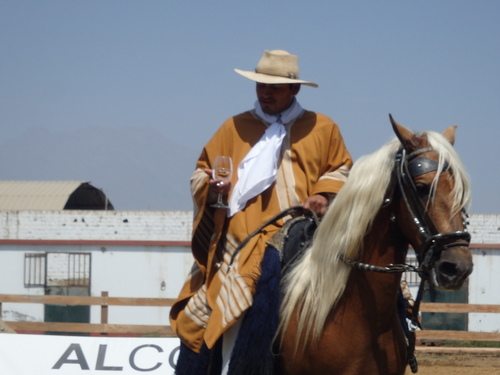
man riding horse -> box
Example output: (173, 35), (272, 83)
(169, 49), (353, 374)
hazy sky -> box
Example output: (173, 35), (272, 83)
(1, 1), (499, 214)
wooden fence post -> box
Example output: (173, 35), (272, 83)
(101, 291), (108, 336)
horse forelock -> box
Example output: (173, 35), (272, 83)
(424, 130), (471, 214)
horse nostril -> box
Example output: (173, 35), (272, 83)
(438, 261), (458, 278)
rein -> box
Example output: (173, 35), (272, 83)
(227, 205), (318, 271)
(341, 257), (418, 274)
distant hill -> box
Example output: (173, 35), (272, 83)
(0, 126), (198, 211)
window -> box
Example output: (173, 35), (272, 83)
(24, 252), (91, 288)
(67, 252), (91, 287)
(24, 253), (46, 287)
(46, 252), (91, 287)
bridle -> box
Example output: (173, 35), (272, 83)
(342, 145), (471, 374)
(392, 146), (470, 278)
(342, 146), (471, 278)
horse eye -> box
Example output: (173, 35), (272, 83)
(415, 183), (430, 197)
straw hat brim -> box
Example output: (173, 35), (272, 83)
(234, 69), (318, 88)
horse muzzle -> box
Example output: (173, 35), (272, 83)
(431, 244), (473, 290)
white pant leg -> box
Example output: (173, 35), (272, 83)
(221, 313), (245, 375)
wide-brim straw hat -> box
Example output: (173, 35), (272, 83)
(234, 50), (318, 88)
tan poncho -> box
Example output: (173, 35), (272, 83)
(169, 109), (352, 352)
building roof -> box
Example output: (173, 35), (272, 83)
(0, 181), (114, 211)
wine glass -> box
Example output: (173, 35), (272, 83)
(210, 156), (233, 209)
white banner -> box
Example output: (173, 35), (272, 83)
(0, 334), (180, 374)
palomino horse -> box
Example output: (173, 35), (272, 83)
(277, 115), (473, 375)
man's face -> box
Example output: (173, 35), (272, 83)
(256, 83), (300, 115)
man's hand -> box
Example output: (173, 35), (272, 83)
(204, 168), (232, 195)
(302, 194), (329, 216)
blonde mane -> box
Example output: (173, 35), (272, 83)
(278, 130), (471, 350)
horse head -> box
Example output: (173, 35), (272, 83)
(389, 114), (473, 290)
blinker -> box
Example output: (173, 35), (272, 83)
(408, 157), (447, 177)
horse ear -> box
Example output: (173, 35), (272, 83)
(389, 114), (415, 151)
(442, 125), (457, 146)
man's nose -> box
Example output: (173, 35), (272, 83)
(261, 86), (274, 97)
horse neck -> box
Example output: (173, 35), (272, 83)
(363, 207), (409, 268)
(350, 206), (409, 313)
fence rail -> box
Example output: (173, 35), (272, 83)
(417, 302), (500, 342)
(1, 294), (499, 343)
(0, 292), (176, 336)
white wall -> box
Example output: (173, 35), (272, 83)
(0, 243), (194, 326)
(468, 248), (500, 331)
(0, 210), (193, 241)
(0, 210), (195, 326)
(0, 247), (45, 322)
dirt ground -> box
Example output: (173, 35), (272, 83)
(404, 351), (500, 375)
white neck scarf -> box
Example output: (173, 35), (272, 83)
(227, 99), (303, 217)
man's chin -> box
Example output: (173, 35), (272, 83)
(260, 105), (278, 115)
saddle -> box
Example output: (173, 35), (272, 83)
(267, 213), (318, 273)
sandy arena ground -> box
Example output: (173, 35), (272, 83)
(404, 348), (500, 375)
